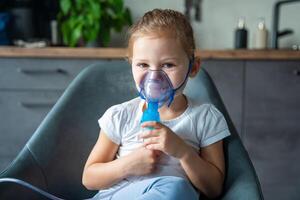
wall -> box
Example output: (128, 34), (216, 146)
(111, 0), (300, 49)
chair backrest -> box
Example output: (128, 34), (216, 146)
(0, 61), (263, 199)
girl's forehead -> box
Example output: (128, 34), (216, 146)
(132, 36), (187, 60)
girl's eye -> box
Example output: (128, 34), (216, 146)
(162, 63), (175, 69)
(137, 63), (149, 69)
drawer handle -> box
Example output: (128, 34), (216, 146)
(18, 68), (67, 75)
(293, 69), (300, 76)
(19, 102), (56, 108)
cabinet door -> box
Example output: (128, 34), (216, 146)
(0, 91), (62, 172)
(0, 58), (104, 90)
(202, 60), (244, 137)
(244, 61), (300, 200)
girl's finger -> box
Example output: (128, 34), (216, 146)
(143, 137), (160, 146)
(145, 144), (161, 151)
(139, 130), (159, 139)
(141, 121), (162, 129)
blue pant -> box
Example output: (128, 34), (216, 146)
(92, 176), (199, 200)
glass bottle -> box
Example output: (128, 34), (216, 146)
(234, 17), (248, 49)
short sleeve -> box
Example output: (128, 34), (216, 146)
(200, 105), (231, 147)
(98, 105), (127, 145)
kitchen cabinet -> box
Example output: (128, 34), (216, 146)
(0, 58), (106, 171)
(202, 60), (244, 136)
(0, 58), (89, 90)
(0, 90), (61, 170)
(244, 60), (300, 200)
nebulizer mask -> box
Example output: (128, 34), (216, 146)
(139, 59), (193, 124)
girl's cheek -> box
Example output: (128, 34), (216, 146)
(132, 68), (145, 86)
(169, 71), (188, 88)
(166, 72), (182, 88)
(171, 77), (182, 88)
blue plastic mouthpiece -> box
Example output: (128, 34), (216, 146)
(141, 101), (160, 124)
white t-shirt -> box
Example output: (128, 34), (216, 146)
(98, 96), (230, 183)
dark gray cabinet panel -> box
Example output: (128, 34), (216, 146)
(244, 61), (300, 200)
(0, 58), (103, 90)
(0, 58), (108, 172)
(0, 90), (62, 171)
(203, 60), (244, 136)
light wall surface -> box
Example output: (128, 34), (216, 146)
(111, 0), (300, 49)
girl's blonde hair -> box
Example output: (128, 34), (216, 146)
(127, 9), (195, 60)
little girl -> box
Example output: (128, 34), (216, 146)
(83, 9), (230, 200)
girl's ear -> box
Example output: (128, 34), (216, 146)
(189, 57), (201, 78)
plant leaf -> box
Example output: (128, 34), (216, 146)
(57, 0), (132, 47)
(70, 23), (83, 47)
(60, 0), (71, 15)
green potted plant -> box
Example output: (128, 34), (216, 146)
(57, 0), (132, 47)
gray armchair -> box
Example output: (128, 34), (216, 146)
(0, 61), (264, 199)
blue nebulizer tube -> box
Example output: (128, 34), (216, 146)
(0, 178), (63, 200)
(141, 101), (160, 125)
(140, 102), (160, 143)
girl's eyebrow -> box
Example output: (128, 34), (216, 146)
(161, 57), (179, 62)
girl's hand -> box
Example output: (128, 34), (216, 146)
(125, 146), (162, 176)
(139, 121), (190, 159)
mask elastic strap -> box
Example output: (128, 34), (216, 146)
(167, 57), (194, 107)
(138, 89), (146, 100)
(167, 90), (175, 107)
(173, 57), (194, 92)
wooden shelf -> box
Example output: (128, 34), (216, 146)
(0, 47), (300, 60)
(196, 49), (300, 60)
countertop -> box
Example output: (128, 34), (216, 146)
(0, 47), (300, 60)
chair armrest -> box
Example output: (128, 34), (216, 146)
(221, 137), (264, 200)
